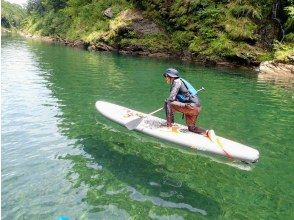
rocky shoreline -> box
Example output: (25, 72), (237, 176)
(259, 61), (294, 83)
(19, 31), (294, 81)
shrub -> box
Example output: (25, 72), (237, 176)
(229, 4), (262, 20)
(224, 17), (257, 41)
(284, 6), (294, 33)
(188, 36), (207, 54)
(208, 34), (235, 57)
(2, 0), (26, 28)
(171, 31), (195, 50)
(273, 41), (294, 62)
(285, 32), (294, 42)
(120, 33), (170, 51)
(258, 52), (274, 61)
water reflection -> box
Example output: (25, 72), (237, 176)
(62, 132), (219, 218)
(3, 35), (293, 219)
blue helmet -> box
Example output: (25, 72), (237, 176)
(163, 68), (179, 78)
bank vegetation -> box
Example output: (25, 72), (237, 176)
(2, 0), (294, 76)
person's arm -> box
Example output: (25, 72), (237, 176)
(166, 79), (181, 101)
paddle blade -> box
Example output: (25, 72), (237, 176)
(125, 117), (143, 130)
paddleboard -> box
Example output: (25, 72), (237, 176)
(95, 101), (259, 163)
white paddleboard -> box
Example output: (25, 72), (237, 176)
(95, 101), (259, 163)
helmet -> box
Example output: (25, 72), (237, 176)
(163, 68), (179, 78)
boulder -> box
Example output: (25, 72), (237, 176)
(73, 40), (87, 49)
(95, 43), (115, 51)
(103, 8), (113, 18)
(130, 19), (163, 36)
(111, 9), (163, 37)
(258, 61), (294, 82)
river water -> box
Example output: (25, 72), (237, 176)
(1, 34), (293, 219)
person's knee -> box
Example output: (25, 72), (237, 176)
(196, 106), (202, 113)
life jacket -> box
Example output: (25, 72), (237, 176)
(176, 78), (198, 102)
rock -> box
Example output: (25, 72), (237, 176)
(119, 9), (142, 21)
(130, 19), (163, 36)
(73, 40), (87, 49)
(112, 9), (163, 37)
(258, 61), (294, 82)
(42, 36), (54, 43)
(148, 52), (170, 58)
(103, 8), (113, 18)
(119, 50), (132, 55)
(288, 55), (294, 63)
(87, 45), (96, 51)
(95, 43), (115, 51)
(181, 51), (193, 61)
(121, 45), (144, 52)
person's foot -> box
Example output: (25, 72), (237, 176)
(207, 129), (217, 142)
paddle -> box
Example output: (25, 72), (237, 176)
(125, 107), (163, 130)
(216, 138), (234, 160)
(125, 87), (206, 130)
(207, 130), (234, 160)
(196, 86), (205, 93)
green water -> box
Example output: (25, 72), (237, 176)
(2, 35), (294, 220)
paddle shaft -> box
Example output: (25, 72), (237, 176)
(216, 138), (234, 160)
(148, 107), (163, 115)
(196, 87), (205, 93)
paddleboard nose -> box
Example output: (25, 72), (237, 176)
(251, 149), (260, 163)
(95, 100), (106, 110)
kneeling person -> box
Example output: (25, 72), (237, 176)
(163, 68), (214, 137)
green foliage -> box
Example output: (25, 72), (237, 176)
(273, 41), (294, 62)
(188, 36), (207, 54)
(171, 31), (195, 50)
(189, 34), (235, 60)
(284, 6), (294, 33)
(197, 5), (221, 21)
(229, 3), (262, 20)
(1, 0), (26, 28)
(42, 10), (70, 36)
(258, 52), (274, 62)
(25, 0), (132, 40)
(26, 0), (44, 14)
(224, 17), (258, 41)
(285, 32), (294, 42)
(120, 33), (170, 51)
(42, 0), (67, 12)
(208, 34), (235, 57)
(23, 0), (294, 64)
(26, 0), (67, 14)
(198, 26), (218, 39)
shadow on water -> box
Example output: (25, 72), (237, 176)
(62, 128), (221, 219)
